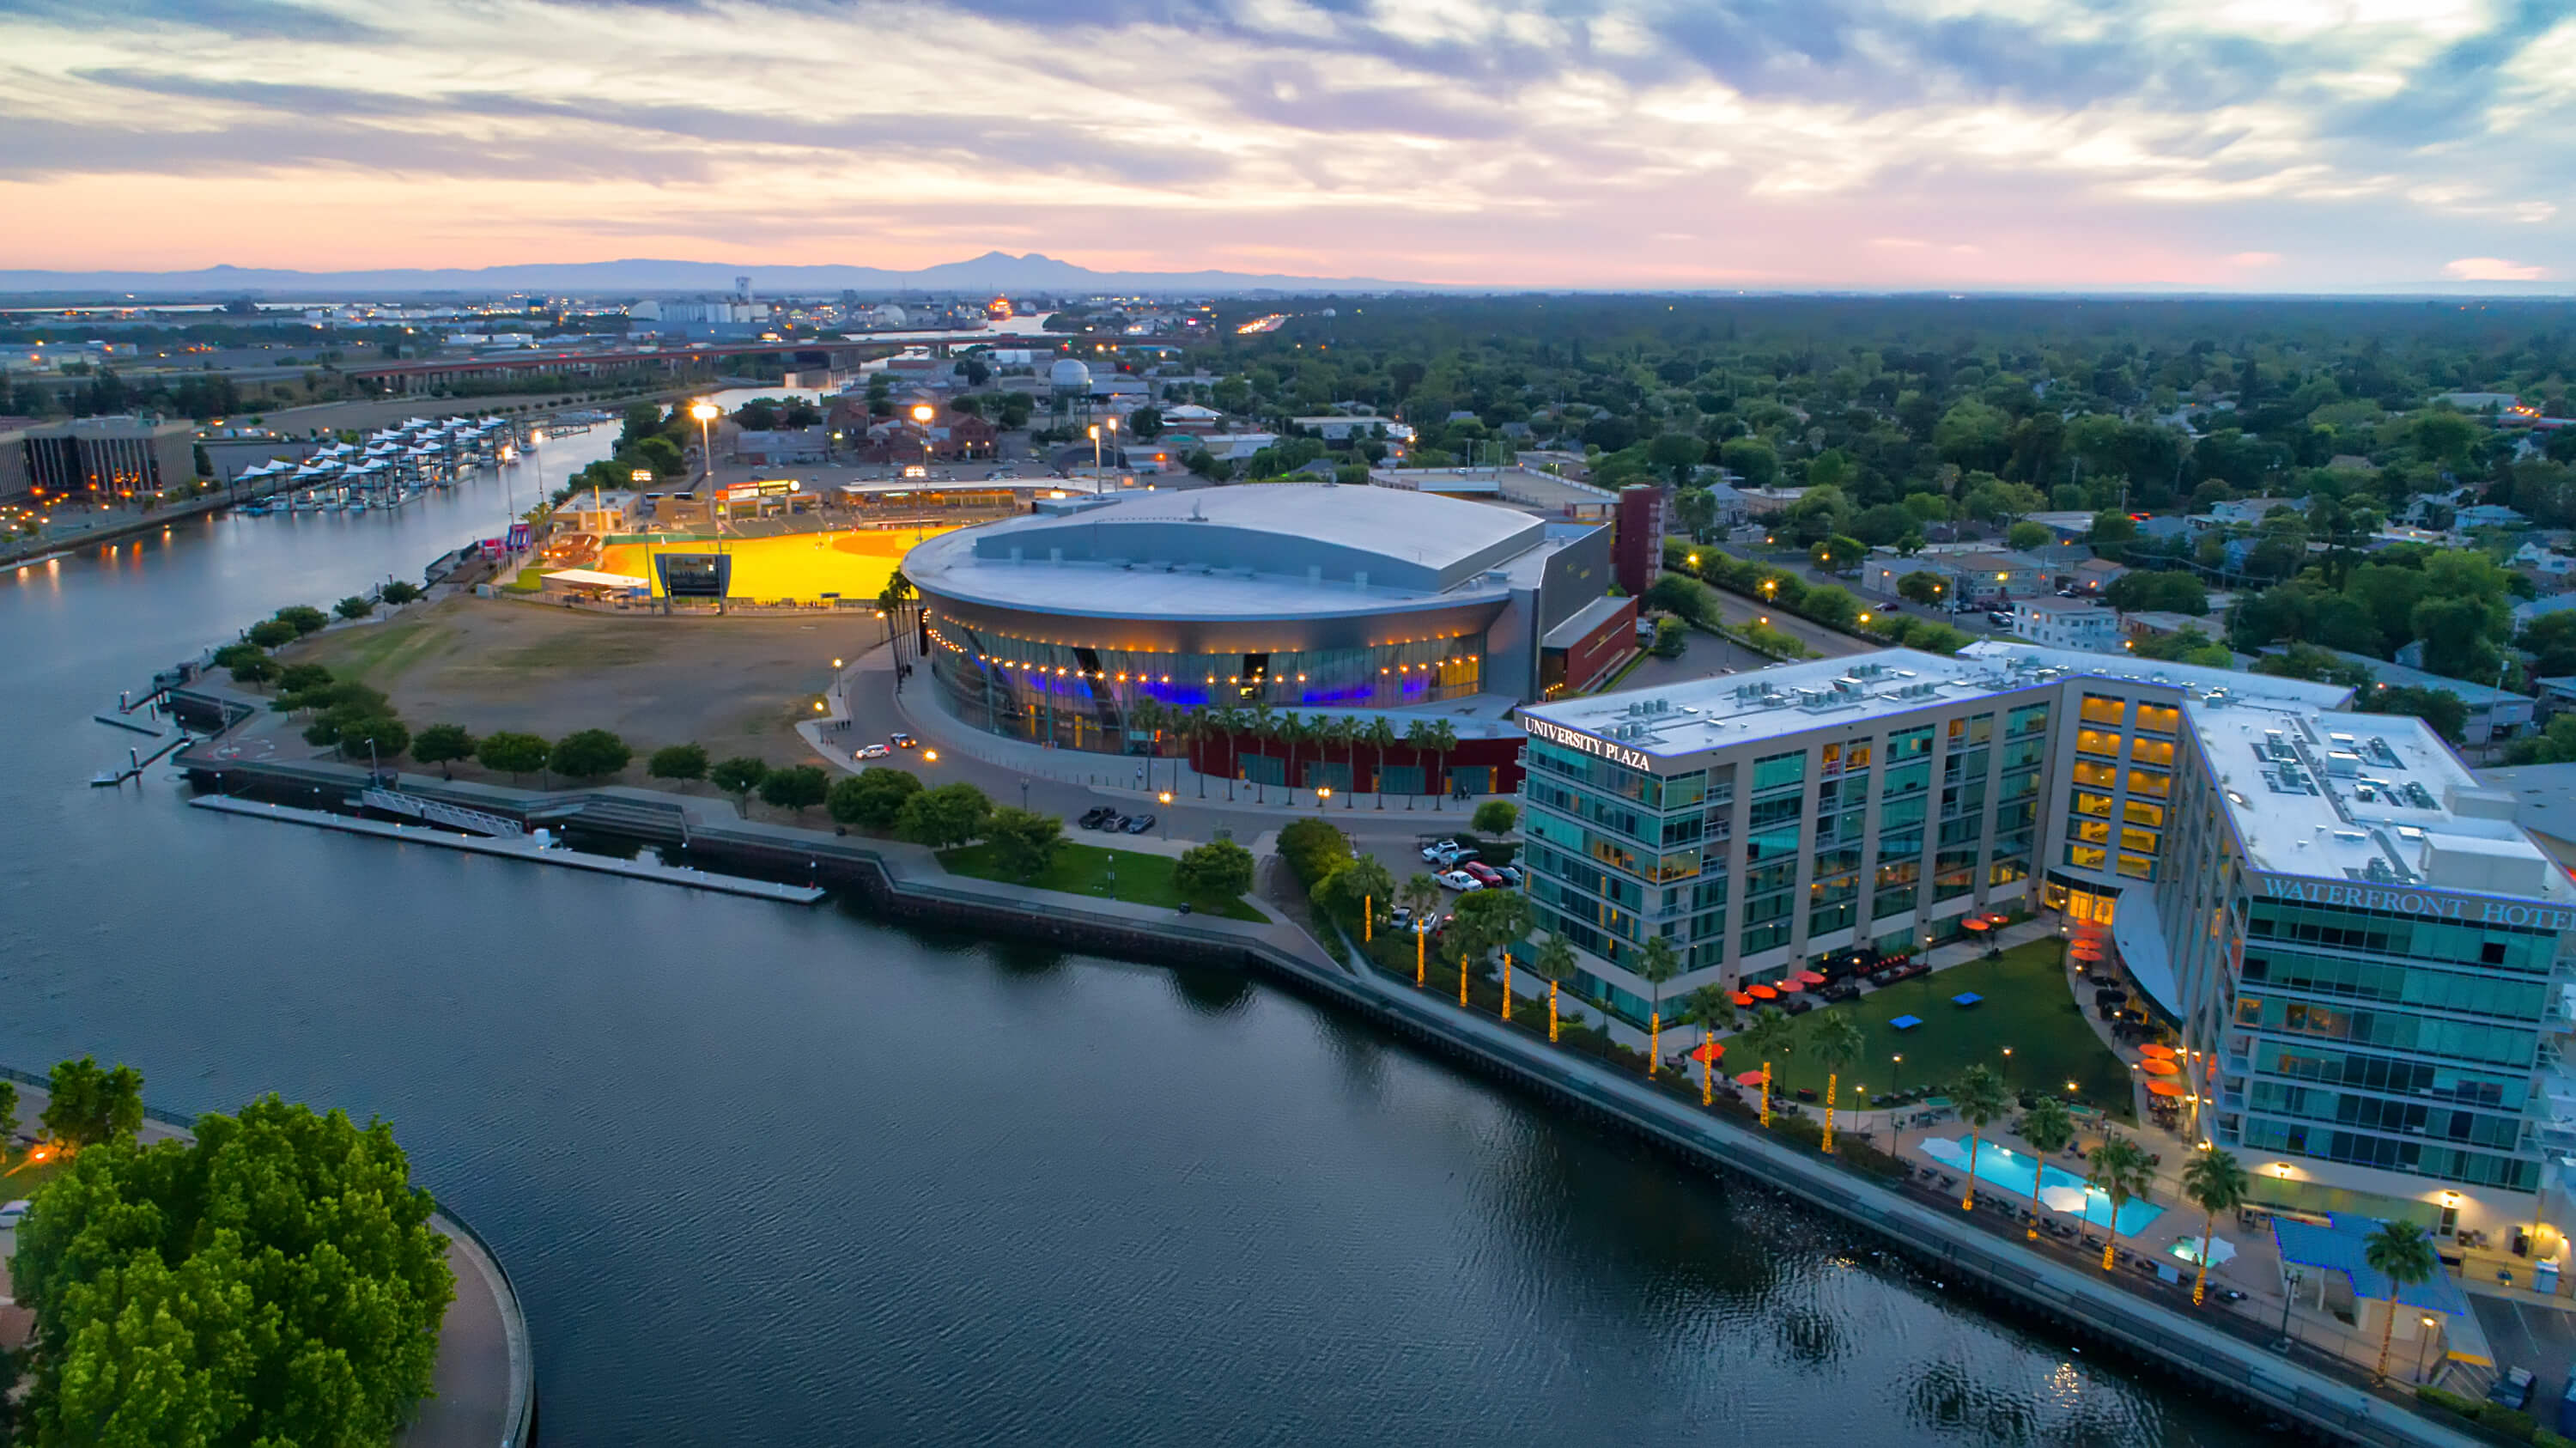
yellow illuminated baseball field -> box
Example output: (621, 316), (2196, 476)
(598, 526), (957, 602)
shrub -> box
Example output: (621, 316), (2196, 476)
(1470, 800), (1519, 836)
(1276, 817), (1352, 891)
(985, 807), (1064, 879)
(476, 731), (551, 780)
(412, 724), (476, 776)
(334, 595), (374, 620)
(274, 605), (331, 636)
(1175, 838), (1256, 899)
(897, 782), (993, 848)
(758, 764), (830, 816)
(380, 580), (422, 605)
(647, 743), (708, 782)
(708, 756), (769, 806)
(550, 728), (632, 781)
(246, 618), (299, 648)
(828, 766), (921, 829)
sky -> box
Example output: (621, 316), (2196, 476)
(0, 0), (2570, 290)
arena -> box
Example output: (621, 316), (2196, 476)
(902, 483), (1631, 769)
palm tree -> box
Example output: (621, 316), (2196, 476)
(1949, 1063), (2009, 1213)
(1129, 695), (1163, 787)
(1400, 873), (1443, 986)
(1680, 985), (1735, 1106)
(2017, 1095), (2076, 1241)
(1737, 1007), (1795, 1129)
(1275, 711), (1308, 801)
(1810, 1013), (1864, 1154)
(1366, 715), (1399, 808)
(1248, 702), (1278, 802)
(2086, 1134), (2154, 1272)
(1216, 706), (1247, 800)
(1427, 718), (1460, 809)
(2363, 1219), (2439, 1384)
(1183, 706), (1213, 798)
(1534, 933), (1577, 1042)
(1304, 713), (1333, 800)
(2180, 1147), (2251, 1306)
(1637, 934), (1681, 1077)
(1402, 719), (1431, 810)
(1325, 715), (1358, 806)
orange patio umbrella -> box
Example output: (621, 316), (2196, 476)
(2139, 1043), (2177, 1060)
(1731, 991), (1756, 1007)
(1793, 970), (1827, 986)
(2140, 1058), (2181, 1076)
(1748, 984), (1780, 1001)
(1689, 1041), (1726, 1064)
(2145, 1080), (2184, 1098)
(1735, 1069), (1768, 1086)
(1961, 918), (1990, 932)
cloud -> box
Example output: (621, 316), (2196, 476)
(0, 0), (2566, 287)
(2444, 257), (2549, 282)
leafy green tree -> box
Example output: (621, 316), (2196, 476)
(829, 765), (921, 829)
(1648, 431), (1706, 483)
(476, 731), (551, 782)
(2104, 570), (2208, 615)
(277, 661), (334, 694)
(1804, 583), (1862, 629)
(709, 756), (769, 809)
(274, 604), (331, 636)
(11, 1094), (453, 1447)
(1897, 569), (1947, 605)
(2007, 520), (2051, 551)
(647, 742), (708, 782)
(759, 764), (830, 816)
(897, 781), (993, 848)
(0, 1079), (15, 1160)
(411, 723), (476, 778)
(1316, 855), (1395, 927)
(40, 1056), (144, 1149)
(1470, 800), (1518, 835)
(2360, 683), (2468, 743)
(334, 594), (374, 620)
(246, 618), (299, 648)
(550, 728), (633, 781)
(380, 579), (422, 605)
(337, 714), (409, 761)
(984, 806), (1064, 879)
(1717, 435), (1778, 489)
(1651, 614), (1689, 657)
(1175, 837), (1257, 900)
(228, 652), (282, 686)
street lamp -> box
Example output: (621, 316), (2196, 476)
(912, 402), (934, 475)
(689, 400), (719, 488)
(1158, 790), (1172, 837)
(1317, 786), (1332, 811)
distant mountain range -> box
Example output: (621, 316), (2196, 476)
(0, 252), (1440, 299)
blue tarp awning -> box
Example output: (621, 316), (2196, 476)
(2272, 1214), (2472, 1317)
(1891, 1015), (1923, 1031)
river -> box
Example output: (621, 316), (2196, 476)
(0, 416), (2263, 1445)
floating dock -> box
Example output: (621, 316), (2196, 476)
(187, 796), (829, 903)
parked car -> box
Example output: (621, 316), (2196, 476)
(1987, 611), (2014, 627)
(1437, 869), (1482, 891)
(1123, 813), (1156, 834)
(0, 1199), (28, 1230)
(1496, 865), (1523, 887)
(1388, 905), (1415, 929)
(1461, 861), (1505, 888)
(1420, 839), (1463, 862)
(1078, 807), (1115, 830)
(890, 732), (919, 749)
(854, 743), (891, 760)
(2491, 1366), (2536, 1412)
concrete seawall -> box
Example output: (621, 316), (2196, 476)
(173, 748), (2474, 1446)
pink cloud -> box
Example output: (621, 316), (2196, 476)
(2445, 257), (2549, 282)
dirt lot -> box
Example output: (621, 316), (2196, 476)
(283, 594), (866, 776)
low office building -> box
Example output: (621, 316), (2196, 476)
(1516, 644), (2576, 1238)
(6, 415), (194, 502)
(2011, 597), (2121, 653)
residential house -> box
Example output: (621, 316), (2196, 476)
(2313, 648), (2535, 746)
(2070, 557), (2129, 594)
(2458, 503), (2533, 530)
(2204, 496), (2300, 526)
(2009, 597), (2121, 653)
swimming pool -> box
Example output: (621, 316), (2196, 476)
(1920, 1136), (2166, 1237)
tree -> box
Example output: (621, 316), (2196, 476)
(550, 728), (633, 781)
(1168, 837), (1255, 903)
(381, 579), (422, 605)
(1648, 431), (1706, 483)
(1674, 486), (1718, 540)
(647, 742), (708, 783)
(1948, 1063), (2009, 1212)
(412, 724), (476, 778)
(1717, 436), (1778, 489)
(2016, 1096), (2077, 1240)
(829, 765), (921, 829)
(338, 714), (410, 763)
(0, 1078), (15, 1164)
(1471, 800), (1519, 836)
(985, 807), (1064, 880)
(759, 764), (830, 816)
(228, 652), (282, 686)
(274, 604), (331, 636)
(2363, 1218), (2439, 1384)
(896, 781), (993, 848)
(1898, 569), (1948, 606)
(1651, 614), (1689, 657)
(1317, 855), (1396, 931)
(1738, 1007), (1795, 1129)
(246, 618), (299, 648)
(1809, 1013), (1864, 1153)
(476, 731), (551, 782)
(40, 1056), (144, 1149)
(2180, 1147), (2251, 1305)
(2007, 520), (2051, 551)
(1636, 934), (1681, 1074)
(333, 593), (374, 620)
(276, 661), (334, 696)
(2086, 1134), (2154, 1272)
(708, 756), (769, 810)
(2104, 570), (2208, 616)
(10, 1093), (453, 1448)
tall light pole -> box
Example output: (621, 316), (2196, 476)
(1104, 415), (1119, 490)
(690, 399), (720, 490)
(912, 402), (934, 476)
(1088, 423), (1103, 490)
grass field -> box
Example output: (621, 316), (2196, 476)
(1754, 940), (2136, 1121)
(598, 526), (956, 603)
(939, 841), (1268, 923)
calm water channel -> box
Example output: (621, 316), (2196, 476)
(0, 422), (2266, 1445)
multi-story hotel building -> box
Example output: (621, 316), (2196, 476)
(1516, 644), (2576, 1235)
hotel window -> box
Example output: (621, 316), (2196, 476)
(2131, 737), (2176, 768)
(2117, 852), (2155, 880)
(2074, 818), (2111, 845)
(2076, 728), (2123, 759)
(1820, 741), (1844, 776)
(1889, 727), (1934, 760)
(1752, 750), (1807, 794)
(2073, 760), (2117, 790)
(2127, 767), (2171, 799)
(2123, 800), (2165, 828)
(2121, 826), (2160, 855)
(2080, 694), (2127, 727)
(2074, 790), (2113, 818)
(1944, 713), (1995, 746)
(2008, 703), (2050, 737)
(2136, 703), (2180, 735)
(2068, 844), (2109, 870)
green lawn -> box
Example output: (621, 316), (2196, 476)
(1753, 940), (2136, 1121)
(938, 841), (1268, 922)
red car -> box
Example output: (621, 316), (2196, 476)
(1461, 861), (1506, 889)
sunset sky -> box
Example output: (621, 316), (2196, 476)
(2, 0), (2568, 289)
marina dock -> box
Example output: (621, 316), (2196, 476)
(187, 795), (829, 903)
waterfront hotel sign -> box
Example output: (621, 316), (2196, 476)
(2260, 875), (2576, 934)
(1524, 716), (1653, 771)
